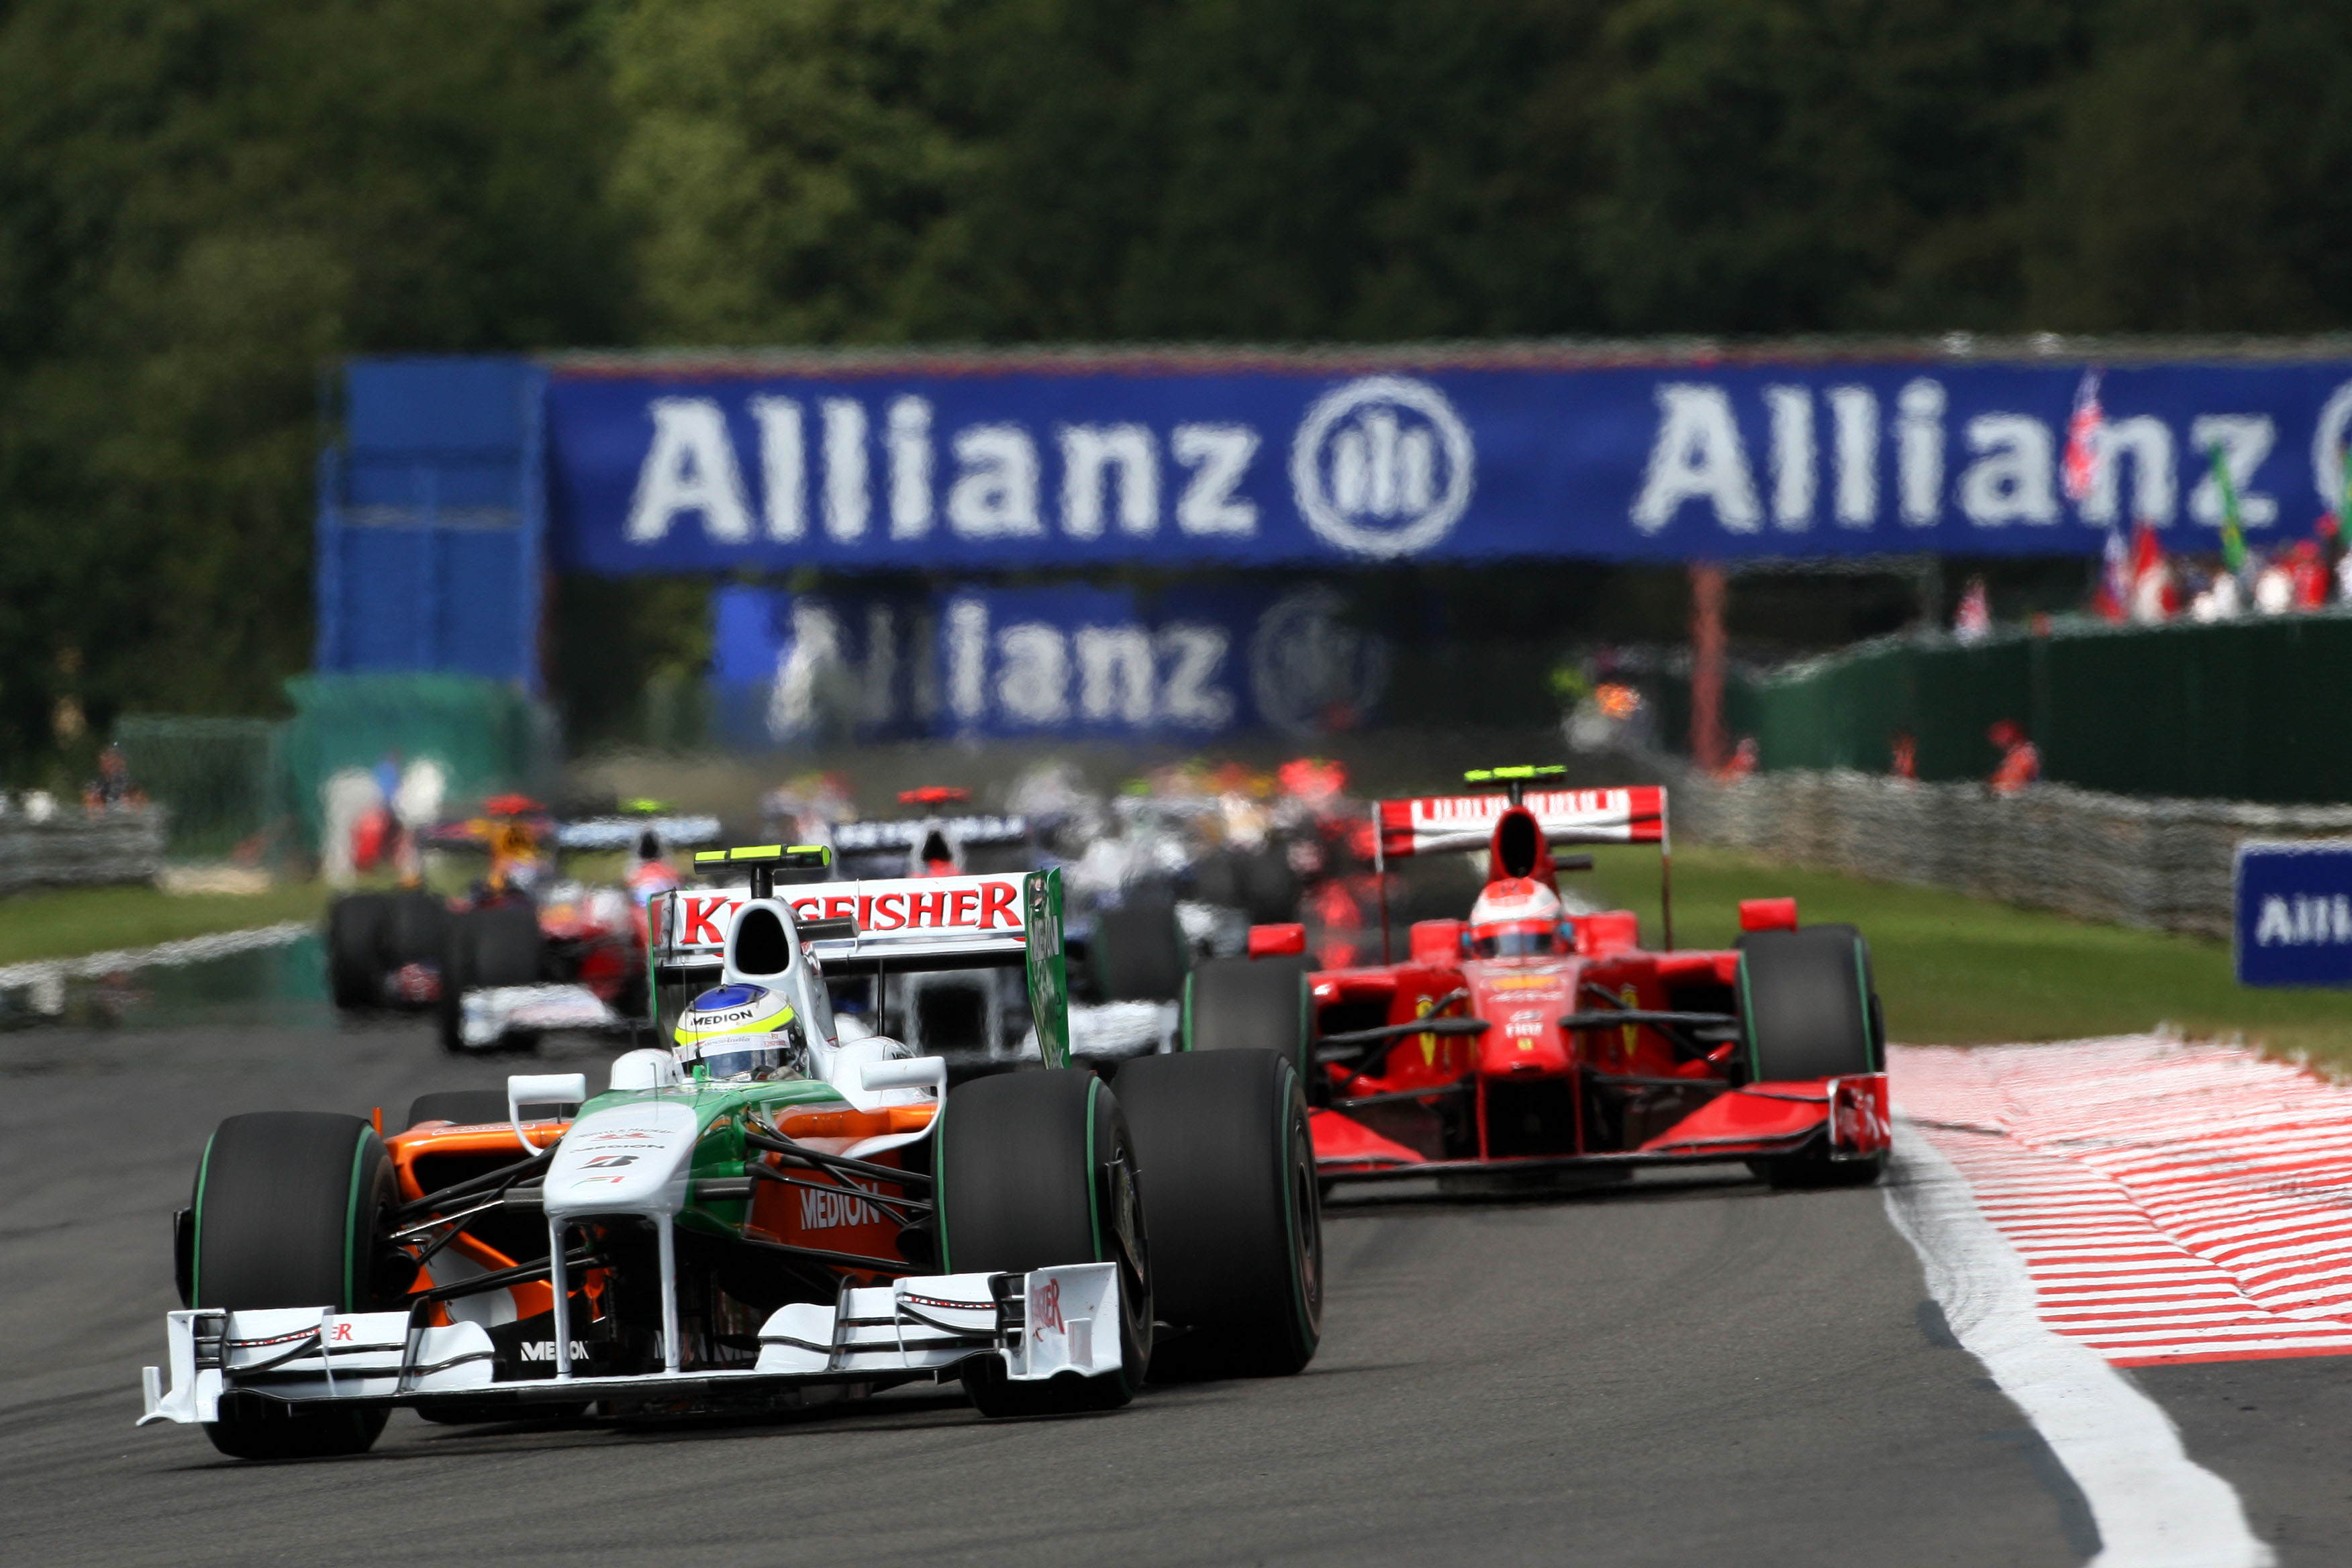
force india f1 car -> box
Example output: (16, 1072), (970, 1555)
(1180, 769), (1891, 1190)
(143, 848), (1322, 1459)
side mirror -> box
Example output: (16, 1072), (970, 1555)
(1738, 897), (1799, 934)
(859, 1056), (947, 1097)
(507, 1072), (588, 1153)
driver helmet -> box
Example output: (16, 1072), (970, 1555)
(1467, 877), (1564, 960)
(672, 983), (808, 1082)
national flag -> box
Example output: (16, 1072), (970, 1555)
(2061, 369), (2104, 505)
(2208, 442), (2248, 576)
(2093, 523), (2130, 620)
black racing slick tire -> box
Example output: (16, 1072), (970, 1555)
(438, 904), (543, 1053)
(936, 1069), (1151, 1417)
(1184, 954), (1312, 1084)
(380, 889), (448, 969)
(1116, 1050), (1322, 1380)
(327, 894), (387, 1010)
(1091, 886), (1187, 1002)
(188, 1112), (403, 1459)
(402, 1089), (512, 1132)
(1739, 924), (1884, 1189)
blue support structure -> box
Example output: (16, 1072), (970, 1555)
(313, 356), (544, 689)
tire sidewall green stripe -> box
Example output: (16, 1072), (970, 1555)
(190, 1130), (215, 1310)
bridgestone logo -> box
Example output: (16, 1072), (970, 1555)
(801, 1184), (881, 1230)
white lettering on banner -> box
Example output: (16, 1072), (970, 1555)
(1828, 385), (1879, 528)
(859, 604), (897, 728)
(1161, 624), (1236, 729)
(1631, 385), (1760, 534)
(888, 396), (934, 540)
(768, 601), (847, 740)
(2310, 381), (2352, 510)
(948, 599), (988, 724)
(628, 399), (753, 542)
(949, 425), (1043, 538)
(2083, 415), (2176, 526)
(2256, 895), (2352, 946)
(750, 396), (805, 541)
(1896, 379), (1945, 526)
(1077, 626), (1155, 724)
(2191, 415), (2279, 528)
(1959, 414), (2059, 526)
(996, 624), (1070, 724)
(822, 399), (869, 542)
(1061, 425), (1159, 539)
(1764, 385), (1814, 530)
(1172, 424), (1259, 535)
(1291, 376), (1475, 556)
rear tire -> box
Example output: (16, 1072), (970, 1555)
(1740, 925), (1883, 1189)
(1091, 887), (1186, 1001)
(1116, 1050), (1322, 1380)
(438, 904), (543, 1053)
(189, 1113), (401, 1459)
(379, 890), (448, 971)
(326, 895), (387, 1010)
(1184, 955), (1311, 1084)
(937, 1069), (1150, 1417)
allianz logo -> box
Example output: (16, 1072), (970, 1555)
(626, 375), (1474, 561)
(2253, 894), (2352, 946)
(518, 1340), (593, 1361)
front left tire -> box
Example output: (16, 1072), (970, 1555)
(936, 1069), (1152, 1416)
(189, 1112), (403, 1459)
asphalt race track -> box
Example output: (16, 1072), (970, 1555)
(5, 1005), (2349, 1566)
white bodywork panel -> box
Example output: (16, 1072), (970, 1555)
(460, 983), (620, 1048)
(544, 1097), (699, 1221)
(138, 1264), (1119, 1425)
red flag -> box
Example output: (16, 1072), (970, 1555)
(2062, 369), (2104, 506)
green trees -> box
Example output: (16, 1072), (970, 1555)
(3, 0), (2352, 776)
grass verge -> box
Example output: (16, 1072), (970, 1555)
(1581, 844), (2352, 1072)
(0, 880), (330, 968)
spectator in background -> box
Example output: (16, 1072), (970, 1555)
(1953, 577), (1992, 643)
(1890, 730), (1918, 781)
(2290, 539), (2330, 608)
(82, 744), (145, 812)
(1988, 721), (2040, 795)
(1718, 736), (1759, 782)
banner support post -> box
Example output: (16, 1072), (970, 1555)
(1659, 794), (1675, 952)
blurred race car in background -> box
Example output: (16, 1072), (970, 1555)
(324, 797), (720, 1054)
(1179, 765), (1892, 1192)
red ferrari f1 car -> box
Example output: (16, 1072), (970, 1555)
(1180, 767), (1890, 1189)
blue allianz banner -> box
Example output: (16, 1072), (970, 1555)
(2235, 842), (2352, 987)
(707, 582), (1389, 744)
(542, 353), (2352, 571)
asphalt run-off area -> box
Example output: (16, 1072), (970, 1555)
(3, 936), (2349, 1567)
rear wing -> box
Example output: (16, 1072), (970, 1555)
(1375, 787), (1667, 859)
(831, 816), (1028, 853)
(650, 868), (1071, 1065)
(555, 814), (723, 851)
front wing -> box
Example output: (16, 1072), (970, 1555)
(140, 1264), (1117, 1426)
(1313, 1072), (1890, 1181)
